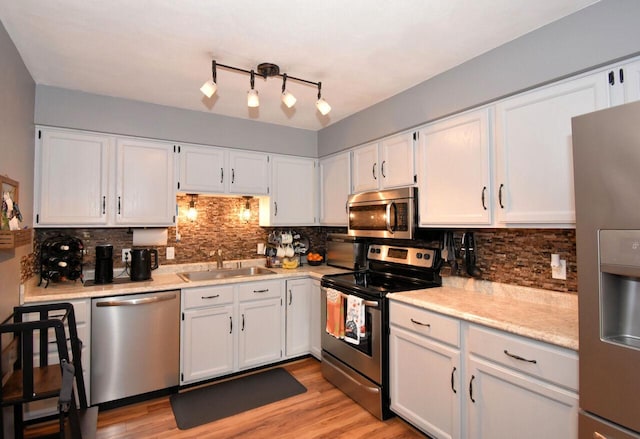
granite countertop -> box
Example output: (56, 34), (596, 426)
(22, 260), (348, 303)
(389, 278), (578, 351)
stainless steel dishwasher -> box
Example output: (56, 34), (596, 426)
(91, 290), (180, 405)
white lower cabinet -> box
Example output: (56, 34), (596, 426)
(285, 278), (312, 358)
(389, 300), (578, 439)
(310, 280), (322, 360)
(181, 279), (283, 385)
(390, 301), (462, 439)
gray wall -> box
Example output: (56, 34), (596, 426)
(35, 86), (318, 157)
(0, 20), (35, 317)
(318, 0), (640, 155)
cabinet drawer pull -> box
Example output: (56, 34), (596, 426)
(498, 183), (504, 209)
(503, 349), (537, 364)
(201, 294), (220, 300)
(410, 318), (430, 328)
(253, 289), (269, 293)
(481, 186), (487, 210)
(451, 366), (457, 394)
(469, 374), (476, 403)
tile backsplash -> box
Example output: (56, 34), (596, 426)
(32, 196), (577, 294)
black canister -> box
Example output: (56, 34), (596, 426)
(94, 244), (114, 284)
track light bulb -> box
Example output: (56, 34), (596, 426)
(316, 97), (331, 116)
(281, 90), (297, 108)
(200, 79), (217, 98)
(247, 89), (260, 107)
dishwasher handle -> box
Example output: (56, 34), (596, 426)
(95, 293), (177, 307)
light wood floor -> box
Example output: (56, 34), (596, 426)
(26, 357), (425, 438)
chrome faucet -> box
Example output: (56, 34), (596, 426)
(216, 249), (223, 269)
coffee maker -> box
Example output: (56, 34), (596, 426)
(94, 244), (114, 284)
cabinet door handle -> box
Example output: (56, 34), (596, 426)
(503, 349), (537, 364)
(469, 374), (476, 403)
(288, 289), (292, 305)
(274, 202), (278, 216)
(608, 70), (615, 86)
(232, 168), (235, 184)
(381, 160), (386, 178)
(372, 162), (377, 180)
(253, 289), (269, 293)
(102, 196), (106, 214)
(201, 294), (220, 300)
(345, 201), (348, 214)
(117, 196), (121, 214)
(451, 366), (457, 394)
(242, 313), (245, 331)
(229, 316), (233, 334)
(220, 167), (224, 184)
(410, 318), (430, 328)
(481, 186), (487, 210)
(498, 184), (504, 209)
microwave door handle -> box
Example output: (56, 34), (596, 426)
(385, 201), (396, 234)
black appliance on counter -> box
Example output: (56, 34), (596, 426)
(129, 248), (158, 281)
(321, 243), (442, 420)
(39, 235), (84, 287)
(94, 244), (114, 284)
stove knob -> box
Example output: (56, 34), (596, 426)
(370, 248), (375, 253)
(376, 248), (381, 254)
(416, 253), (423, 259)
(423, 253), (431, 260)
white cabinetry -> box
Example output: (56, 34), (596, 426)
(417, 109), (491, 227)
(35, 128), (176, 227)
(494, 73), (609, 226)
(260, 155), (317, 226)
(390, 301), (462, 439)
(228, 150), (270, 195)
(178, 144), (227, 194)
(35, 129), (110, 226)
(606, 59), (640, 106)
(285, 278), (311, 358)
(351, 133), (415, 194)
(310, 280), (322, 360)
(237, 280), (283, 369)
(181, 285), (235, 384)
(319, 152), (351, 225)
(115, 138), (176, 225)
(466, 325), (578, 439)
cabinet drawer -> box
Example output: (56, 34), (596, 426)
(183, 285), (235, 309)
(238, 280), (282, 302)
(390, 301), (460, 348)
(468, 324), (578, 391)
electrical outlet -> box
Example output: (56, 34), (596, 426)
(166, 247), (175, 260)
(122, 248), (131, 262)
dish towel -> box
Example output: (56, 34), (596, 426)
(345, 295), (365, 345)
(325, 288), (344, 339)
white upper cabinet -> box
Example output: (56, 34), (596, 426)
(178, 144), (227, 194)
(35, 128), (176, 227)
(115, 138), (176, 226)
(606, 59), (640, 106)
(319, 151), (351, 226)
(494, 72), (609, 226)
(260, 155), (317, 226)
(351, 133), (415, 194)
(380, 132), (415, 189)
(36, 129), (110, 226)
(228, 150), (270, 195)
(417, 108), (492, 226)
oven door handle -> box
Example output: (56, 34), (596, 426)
(385, 202), (395, 234)
(363, 300), (379, 308)
(327, 358), (381, 394)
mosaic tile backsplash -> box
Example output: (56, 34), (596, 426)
(32, 196), (577, 293)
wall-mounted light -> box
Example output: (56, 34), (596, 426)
(200, 60), (331, 115)
(240, 196), (252, 223)
(186, 194), (198, 222)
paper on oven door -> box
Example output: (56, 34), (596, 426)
(325, 288), (344, 339)
(345, 294), (365, 345)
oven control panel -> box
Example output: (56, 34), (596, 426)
(368, 244), (436, 268)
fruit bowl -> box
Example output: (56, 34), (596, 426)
(306, 251), (324, 266)
(307, 259), (323, 266)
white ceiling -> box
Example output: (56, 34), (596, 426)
(0, 0), (598, 131)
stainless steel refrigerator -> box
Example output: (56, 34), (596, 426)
(572, 100), (640, 439)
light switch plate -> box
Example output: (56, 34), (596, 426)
(166, 246), (175, 260)
(551, 259), (567, 280)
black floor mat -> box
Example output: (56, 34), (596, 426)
(170, 367), (307, 430)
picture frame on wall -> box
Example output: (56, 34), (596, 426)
(1, 175), (21, 230)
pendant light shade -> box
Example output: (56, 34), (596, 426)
(200, 60), (218, 98)
(315, 82), (331, 115)
(247, 70), (260, 107)
(281, 74), (297, 108)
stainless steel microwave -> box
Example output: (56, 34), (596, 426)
(347, 187), (417, 239)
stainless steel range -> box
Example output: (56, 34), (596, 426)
(321, 243), (441, 419)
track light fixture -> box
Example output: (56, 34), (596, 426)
(200, 60), (330, 115)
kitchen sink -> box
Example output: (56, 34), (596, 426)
(178, 266), (276, 282)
